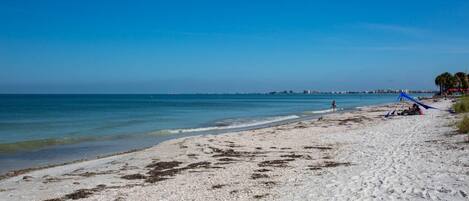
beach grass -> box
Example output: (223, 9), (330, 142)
(453, 96), (469, 138)
(453, 95), (469, 113)
(458, 115), (469, 134)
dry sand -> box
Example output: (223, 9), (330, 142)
(0, 99), (467, 201)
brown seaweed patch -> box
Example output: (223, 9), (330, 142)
(186, 161), (211, 169)
(64, 187), (102, 200)
(338, 116), (372, 125)
(146, 165), (184, 183)
(42, 176), (71, 184)
(253, 194), (270, 199)
(65, 190), (93, 199)
(280, 154), (303, 158)
(0, 188), (12, 192)
(295, 123), (308, 128)
(258, 159), (294, 168)
(211, 184), (226, 189)
(210, 147), (263, 158)
(22, 175), (33, 181)
(424, 140), (442, 143)
(145, 177), (169, 183)
(251, 173), (269, 179)
(308, 161), (352, 169)
(217, 157), (238, 162)
(303, 146), (333, 150)
(308, 167), (322, 170)
(214, 162), (233, 165)
(185, 161), (224, 170)
(255, 169), (271, 172)
(227, 144), (243, 148)
(43, 198), (63, 201)
(323, 161), (351, 167)
(45, 184), (140, 201)
(145, 161), (222, 183)
(63, 170), (116, 177)
(119, 165), (139, 171)
(1, 168), (36, 181)
(146, 161), (183, 170)
(121, 174), (147, 180)
(263, 181), (277, 186)
(114, 197), (126, 201)
(148, 168), (183, 179)
(460, 190), (467, 197)
(212, 149), (245, 157)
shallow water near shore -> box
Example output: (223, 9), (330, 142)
(0, 93), (431, 173)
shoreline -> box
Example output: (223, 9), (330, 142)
(1, 98), (467, 200)
(0, 100), (385, 177)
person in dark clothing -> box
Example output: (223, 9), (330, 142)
(398, 104), (422, 115)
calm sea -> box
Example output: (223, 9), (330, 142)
(0, 93), (431, 173)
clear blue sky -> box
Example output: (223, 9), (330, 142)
(1, 0), (469, 93)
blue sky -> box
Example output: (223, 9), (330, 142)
(1, 0), (469, 93)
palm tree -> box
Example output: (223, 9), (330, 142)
(455, 72), (468, 93)
(436, 72), (456, 94)
(435, 74), (444, 94)
(447, 73), (457, 91)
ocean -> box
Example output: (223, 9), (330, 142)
(0, 93), (431, 173)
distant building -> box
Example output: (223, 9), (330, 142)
(267, 89), (436, 95)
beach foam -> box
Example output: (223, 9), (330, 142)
(166, 115), (300, 134)
(304, 108), (343, 114)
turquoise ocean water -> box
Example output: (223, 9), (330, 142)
(0, 93), (431, 173)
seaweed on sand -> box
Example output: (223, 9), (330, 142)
(258, 159), (294, 168)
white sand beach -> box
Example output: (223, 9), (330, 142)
(0, 99), (467, 201)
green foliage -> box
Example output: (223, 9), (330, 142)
(453, 96), (469, 113)
(435, 72), (467, 94)
(457, 115), (469, 134)
(455, 72), (469, 89)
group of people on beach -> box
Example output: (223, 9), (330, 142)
(332, 100), (423, 116)
(387, 103), (423, 116)
(398, 104), (423, 115)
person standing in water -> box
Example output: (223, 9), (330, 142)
(332, 100), (337, 112)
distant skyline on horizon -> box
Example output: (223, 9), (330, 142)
(0, 90), (438, 95)
(1, 1), (469, 94)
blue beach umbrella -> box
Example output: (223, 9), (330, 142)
(385, 93), (442, 117)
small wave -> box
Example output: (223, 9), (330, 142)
(355, 106), (368, 110)
(146, 130), (173, 136)
(304, 108), (343, 114)
(166, 115), (300, 134)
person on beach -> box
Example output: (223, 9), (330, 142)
(398, 104), (422, 115)
(413, 104), (423, 115)
(332, 100), (337, 112)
